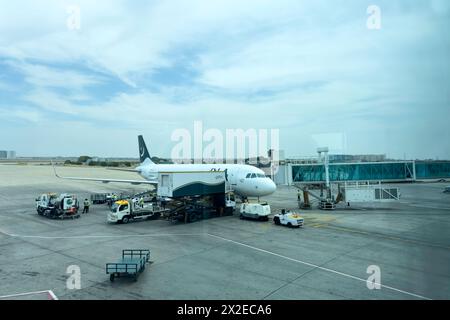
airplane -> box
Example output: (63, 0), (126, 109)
(53, 135), (277, 197)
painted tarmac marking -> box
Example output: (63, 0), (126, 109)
(207, 233), (432, 300)
(0, 227), (433, 300)
(0, 229), (204, 239)
(407, 204), (450, 210)
(321, 225), (450, 250)
(0, 289), (58, 300)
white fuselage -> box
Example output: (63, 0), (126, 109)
(136, 162), (276, 197)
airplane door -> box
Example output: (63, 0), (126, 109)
(227, 168), (237, 185)
(159, 174), (171, 196)
(238, 168), (245, 184)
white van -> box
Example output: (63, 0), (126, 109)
(239, 202), (271, 221)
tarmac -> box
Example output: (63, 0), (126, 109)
(0, 163), (449, 300)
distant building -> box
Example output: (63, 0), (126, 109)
(329, 154), (386, 163)
(86, 157), (108, 164)
(0, 150), (16, 159)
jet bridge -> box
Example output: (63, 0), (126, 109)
(296, 181), (400, 210)
(294, 147), (401, 210)
(340, 181), (400, 203)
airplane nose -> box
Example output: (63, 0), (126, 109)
(268, 180), (276, 193)
(258, 179), (276, 196)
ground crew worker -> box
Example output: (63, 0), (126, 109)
(83, 198), (90, 214)
(297, 190), (301, 201)
(139, 197), (144, 208)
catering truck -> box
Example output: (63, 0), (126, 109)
(157, 171), (227, 198)
(157, 171), (236, 223)
(108, 199), (168, 224)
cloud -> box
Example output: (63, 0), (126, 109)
(0, 1), (449, 158)
(8, 61), (103, 89)
(0, 0), (310, 84)
(0, 81), (15, 92)
(0, 106), (44, 123)
(24, 89), (80, 115)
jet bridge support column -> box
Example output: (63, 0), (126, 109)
(317, 147), (335, 210)
(300, 189), (311, 209)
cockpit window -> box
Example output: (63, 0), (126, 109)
(246, 173), (267, 178)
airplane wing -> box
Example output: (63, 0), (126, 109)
(106, 167), (140, 173)
(51, 162), (157, 185)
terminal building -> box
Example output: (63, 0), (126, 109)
(0, 150), (16, 159)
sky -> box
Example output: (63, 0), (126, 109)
(0, 0), (449, 160)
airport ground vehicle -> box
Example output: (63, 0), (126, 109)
(106, 249), (150, 282)
(239, 202), (271, 221)
(273, 209), (304, 227)
(35, 193), (80, 219)
(90, 193), (113, 204)
(158, 171), (237, 223)
(107, 199), (168, 224)
(165, 193), (236, 223)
